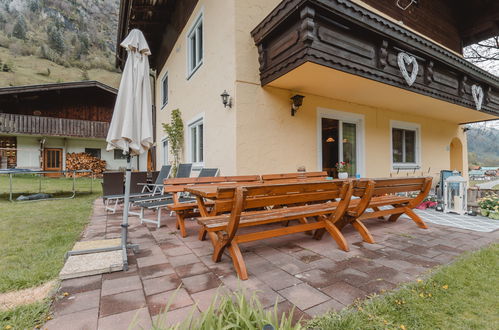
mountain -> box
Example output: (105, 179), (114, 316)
(467, 125), (499, 167)
(0, 0), (121, 88)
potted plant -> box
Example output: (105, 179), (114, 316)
(336, 161), (348, 179)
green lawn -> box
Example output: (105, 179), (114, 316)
(308, 244), (499, 330)
(0, 176), (101, 329)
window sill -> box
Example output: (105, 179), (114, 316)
(392, 164), (421, 170)
(187, 61), (203, 80)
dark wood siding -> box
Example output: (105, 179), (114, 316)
(360, 0), (461, 53)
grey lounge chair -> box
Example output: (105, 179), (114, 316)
(175, 163), (192, 178)
(102, 172), (124, 202)
(137, 165), (172, 194)
(198, 168), (219, 177)
(137, 196), (196, 228)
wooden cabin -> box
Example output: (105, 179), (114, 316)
(0, 81), (128, 171)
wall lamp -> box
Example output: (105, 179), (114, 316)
(290, 94), (304, 116)
(220, 90), (232, 108)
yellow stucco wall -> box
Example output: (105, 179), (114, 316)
(154, 0), (471, 181)
(155, 0), (237, 175)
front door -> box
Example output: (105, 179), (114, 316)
(43, 148), (63, 176)
(321, 117), (361, 178)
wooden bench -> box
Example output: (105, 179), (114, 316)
(195, 180), (358, 280)
(261, 171), (328, 183)
(163, 175), (261, 237)
(335, 177), (432, 241)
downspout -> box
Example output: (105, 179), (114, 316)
(150, 69), (157, 170)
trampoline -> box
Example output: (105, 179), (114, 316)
(1, 169), (94, 202)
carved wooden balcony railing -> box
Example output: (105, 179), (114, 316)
(0, 113), (110, 138)
(251, 0), (499, 117)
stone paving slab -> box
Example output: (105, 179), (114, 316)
(46, 199), (498, 329)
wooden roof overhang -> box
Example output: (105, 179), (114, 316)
(251, 0), (499, 118)
(116, 0), (198, 70)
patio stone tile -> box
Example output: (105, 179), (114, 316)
(375, 257), (415, 271)
(53, 289), (100, 316)
(265, 300), (311, 325)
(175, 262), (210, 278)
(181, 273), (222, 294)
(359, 279), (397, 293)
(432, 253), (458, 264)
(303, 298), (345, 317)
(251, 267), (303, 291)
(101, 275), (142, 296)
(99, 289), (147, 317)
(98, 307), (152, 330)
(320, 281), (367, 306)
(219, 274), (284, 308)
(278, 283), (330, 311)
(404, 255), (442, 268)
(152, 305), (200, 328)
(137, 254), (169, 268)
(365, 266), (399, 280)
(44, 307), (98, 330)
(163, 245), (192, 257)
(168, 254), (201, 268)
(294, 269), (340, 288)
(139, 263), (175, 280)
(292, 249), (324, 264)
(146, 288), (194, 316)
(191, 246), (214, 257)
(143, 274), (181, 296)
(59, 274), (102, 295)
(190, 287), (222, 312)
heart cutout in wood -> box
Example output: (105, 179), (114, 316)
(471, 84), (483, 110)
(397, 52), (418, 86)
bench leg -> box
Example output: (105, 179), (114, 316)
(298, 217), (313, 235)
(404, 207), (428, 229)
(387, 204), (404, 222)
(227, 242), (248, 280)
(351, 219), (375, 244)
(175, 213), (187, 238)
(198, 228), (207, 241)
(324, 221), (349, 252)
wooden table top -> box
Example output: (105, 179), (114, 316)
(185, 177), (334, 199)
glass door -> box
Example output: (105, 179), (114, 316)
(321, 118), (358, 178)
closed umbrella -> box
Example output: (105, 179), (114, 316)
(107, 29), (153, 270)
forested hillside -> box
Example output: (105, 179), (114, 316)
(0, 0), (121, 87)
(468, 126), (499, 167)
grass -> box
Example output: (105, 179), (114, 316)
(0, 46), (120, 88)
(0, 176), (101, 329)
(308, 244), (499, 330)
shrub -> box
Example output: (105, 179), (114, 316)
(478, 193), (499, 211)
(162, 109), (184, 177)
(150, 289), (301, 330)
(47, 26), (65, 55)
(12, 16), (27, 40)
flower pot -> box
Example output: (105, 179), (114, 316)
(480, 208), (489, 217)
(338, 172), (348, 179)
(488, 211), (499, 220)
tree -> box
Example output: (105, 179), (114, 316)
(12, 16), (27, 40)
(162, 109), (184, 176)
(464, 36), (499, 76)
(47, 26), (65, 55)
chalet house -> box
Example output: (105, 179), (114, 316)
(117, 0), (499, 179)
(0, 81), (135, 171)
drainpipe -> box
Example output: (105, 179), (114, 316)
(150, 69), (157, 170)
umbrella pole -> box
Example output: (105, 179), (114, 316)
(121, 153), (132, 271)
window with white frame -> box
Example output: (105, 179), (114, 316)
(188, 118), (204, 164)
(161, 73), (168, 107)
(161, 139), (169, 165)
(391, 121), (420, 168)
(187, 13), (203, 77)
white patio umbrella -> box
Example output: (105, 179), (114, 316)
(107, 29), (153, 270)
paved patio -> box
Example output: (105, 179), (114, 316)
(45, 200), (499, 329)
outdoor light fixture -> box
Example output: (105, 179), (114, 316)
(326, 137), (335, 143)
(220, 90), (232, 108)
(290, 94), (304, 116)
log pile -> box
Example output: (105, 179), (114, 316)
(66, 152), (106, 177)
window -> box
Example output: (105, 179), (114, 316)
(187, 13), (203, 77)
(188, 118), (204, 164)
(162, 139), (169, 165)
(114, 149), (126, 160)
(85, 148), (101, 159)
(391, 121), (420, 168)
(161, 73), (168, 107)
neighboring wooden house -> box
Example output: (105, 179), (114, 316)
(0, 81), (129, 171)
(117, 0), (499, 178)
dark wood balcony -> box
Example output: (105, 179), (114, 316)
(251, 0), (499, 119)
(0, 113), (109, 139)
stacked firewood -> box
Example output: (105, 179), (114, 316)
(66, 152), (107, 177)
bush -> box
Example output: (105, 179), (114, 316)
(47, 26), (65, 54)
(9, 40), (36, 56)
